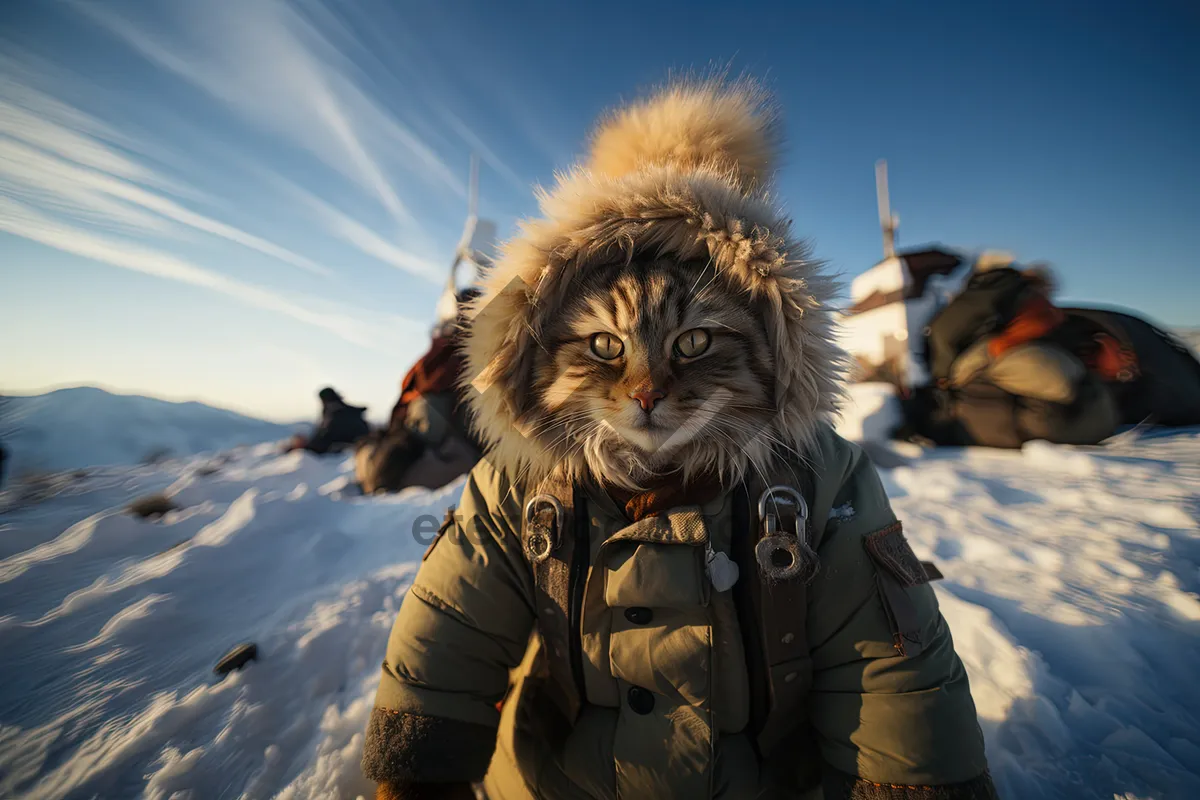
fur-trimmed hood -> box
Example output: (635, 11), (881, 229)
(461, 80), (847, 484)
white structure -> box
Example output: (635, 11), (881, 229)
(839, 161), (974, 386)
(839, 246), (973, 386)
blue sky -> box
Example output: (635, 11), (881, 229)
(2, 0), (1197, 422)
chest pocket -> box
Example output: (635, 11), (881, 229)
(595, 508), (716, 799)
(599, 508), (712, 695)
(604, 541), (709, 610)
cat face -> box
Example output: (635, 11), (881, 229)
(526, 258), (777, 488)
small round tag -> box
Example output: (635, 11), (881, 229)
(706, 545), (740, 592)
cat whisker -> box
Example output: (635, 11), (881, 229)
(523, 411), (597, 437)
(686, 257), (720, 301)
(716, 419), (809, 463)
(699, 318), (741, 334)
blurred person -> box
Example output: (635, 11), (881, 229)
(287, 387), (369, 455)
(362, 80), (994, 800)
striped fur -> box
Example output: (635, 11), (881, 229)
(461, 79), (847, 488)
(528, 258), (778, 489)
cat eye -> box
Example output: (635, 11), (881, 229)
(673, 328), (711, 358)
(589, 332), (624, 360)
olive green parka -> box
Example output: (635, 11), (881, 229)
(362, 80), (995, 800)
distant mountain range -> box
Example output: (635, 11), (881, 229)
(0, 387), (295, 477)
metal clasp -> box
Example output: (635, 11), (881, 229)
(757, 485), (808, 536)
(755, 485), (819, 583)
(524, 493), (565, 564)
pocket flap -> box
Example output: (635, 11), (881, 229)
(605, 542), (708, 609)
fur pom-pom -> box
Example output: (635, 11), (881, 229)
(586, 79), (781, 191)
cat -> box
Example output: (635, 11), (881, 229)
(461, 79), (845, 494)
(505, 255), (781, 491)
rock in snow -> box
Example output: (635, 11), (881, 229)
(0, 421), (1198, 798)
(128, 493), (179, 520)
(214, 642), (259, 676)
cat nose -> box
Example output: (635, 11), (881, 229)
(629, 387), (666, 412)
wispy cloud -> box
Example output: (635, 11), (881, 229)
(0, 79), (164, 192)
(0, 131), (332, 277)
(1, 0), (564, 372)
(269, 175), (445, 283)
(328, 1), (540, 191)
(2, 64), (454, 290)
(73, 0), (468, 229)
(0, 63), (344, 279)
(0, 11), (448, 357)
(0, 195), (416, 350)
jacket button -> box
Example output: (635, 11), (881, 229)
(627, 686), (655, 715)
(624, 607), (653, 625)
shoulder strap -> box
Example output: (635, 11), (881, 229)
(522, 471), (584, 723)
(734, 461), (819, 756)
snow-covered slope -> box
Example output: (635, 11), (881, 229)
(0, 387), (294, 477)
(1, 423), (1198, 798)
(1177, 328), (1200, 356)
(886, 432), (1200, 798)
(0, 446), (456, 800)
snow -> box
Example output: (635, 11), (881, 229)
(835, 382), (903, 442)
(0, 386), (295, 477)
(2, 398), (1199, 798)
(0, 445), (461, 800)
(885, 431), (1200, 798)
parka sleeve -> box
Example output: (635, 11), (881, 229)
(361, 461), (536, 786)
(805, 438), (997, 799)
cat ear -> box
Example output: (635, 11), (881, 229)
(464, 274), (541, 421)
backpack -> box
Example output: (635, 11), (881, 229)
(404, 392), (459, 450)
(923, 268), (1034, 384)
(389, 335), (467, 435)
(1060, 307), (1200, 426)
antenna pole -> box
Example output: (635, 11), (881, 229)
(876, 159), (897, 259)
(467, 152), (480, 220)
(450, 153), (481, 291)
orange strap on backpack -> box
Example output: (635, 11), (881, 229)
(987, 294), (1065, 359)
(1088, 333), (1139, 382)
(389, 335), (466, 430)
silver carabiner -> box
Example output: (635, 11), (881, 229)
(757, 485), (809, 535)
(755, 485), (818, 583)
(523, 493), (565, 564)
